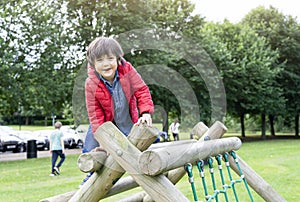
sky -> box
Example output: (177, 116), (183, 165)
(190, 0), (300, 23)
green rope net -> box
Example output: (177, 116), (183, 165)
(185, 151), (254, 202)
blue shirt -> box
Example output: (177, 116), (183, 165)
(50, 129), (64, 150)
(97, 70), (133, 136)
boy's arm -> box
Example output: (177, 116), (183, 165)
(119, 61), (154, 115)
(85, 80), (106, 134)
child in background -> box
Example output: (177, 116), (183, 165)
(49, 121), (65, 176)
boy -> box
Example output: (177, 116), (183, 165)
(80, 37), (154, 186)
(85, 36), (154, 140)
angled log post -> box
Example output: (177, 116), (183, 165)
(191, 121), (209, 139)
(69, 122), (159, 202)
(96, 121), (190, 202)
(40, 176), (140, 202)
(228, 154), (286, 202)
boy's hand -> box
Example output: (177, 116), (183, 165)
(136, 113), (152, 127)
(93, 147), (107, 153)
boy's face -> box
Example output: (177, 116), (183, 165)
(94, 54), (118, 83)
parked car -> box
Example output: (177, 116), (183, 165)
(0, 126), (26, 153)
(75, 124), (89, 143)
(15, 130), (47, 151)
(0, 126), (14, 133)
(61, 126), (83, 149)
(0, 133), (26, 153)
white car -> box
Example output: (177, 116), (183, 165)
(61, 126), (83, 149)
(15, 130), (47, 151)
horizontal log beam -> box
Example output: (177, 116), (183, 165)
(77, 151), (107, 173)
(139, 137), (242, 176)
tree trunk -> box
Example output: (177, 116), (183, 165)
(163, 99), (169, 133)
(44, 116), (48, 126)
(240, 114), (245, 137)
(295, 114), (299, 137)
(269, 114), (275, 136)
(261, 113), (266, 140)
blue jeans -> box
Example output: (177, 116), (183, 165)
(82, 124), (99, 153)
(80, 125), (100, 186)
(51, 150), (65, 173)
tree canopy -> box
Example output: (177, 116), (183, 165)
(0, 1), (299, 136)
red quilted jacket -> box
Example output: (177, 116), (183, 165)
(85, 59), (154, 133)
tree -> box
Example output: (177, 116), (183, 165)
(0, 0), (77, 125)
(242, 6), (300, 136)
(200, 21), (283, 137)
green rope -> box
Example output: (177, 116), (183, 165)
(215, 154), (229, 202)
(196, 160), (209, 198)
(208, 157), (219, 202)
(229, 151), (254, 202)
(223, 152), (240, 201)
(185, 163), (199, 202)
(185, 151), (255, 202)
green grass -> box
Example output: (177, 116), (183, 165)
(0, 139), (299, 201)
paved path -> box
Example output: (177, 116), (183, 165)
(0, 149), (82, 162)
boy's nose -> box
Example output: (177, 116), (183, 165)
(103, 59), (110, 66)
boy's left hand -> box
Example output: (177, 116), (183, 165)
(136, 113), (152, 127)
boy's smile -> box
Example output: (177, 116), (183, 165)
(94, 54), (118, 83)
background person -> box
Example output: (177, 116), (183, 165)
(170, 118), (180, 141)
(49, 121), (65, 176)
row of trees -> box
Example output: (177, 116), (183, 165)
(0, 0), (299, 137)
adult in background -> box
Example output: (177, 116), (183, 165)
(170, 118), (180, 141)
(49, 121), (65, 176)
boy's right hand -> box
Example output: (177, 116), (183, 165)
(136, 113), (152, 127)
(93, 147), (107, 154)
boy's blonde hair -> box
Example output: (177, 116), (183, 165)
(86, 37), (124, 67)
(54, 121), (62, 129)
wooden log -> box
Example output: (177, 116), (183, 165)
(77, 151), (107, 173)
(228, 154), (286, 202)
(40, 191), (77, 202)
(148, 139), (197, 150)
(191, 121), (209, 139)
(40, 176), (139, 202)
(199, 120), (227, 141)
(139, 137), (242, 176)
(96, 121), (190, 202)
(68, 122), (159, 202)
(117, 192), (146, 202)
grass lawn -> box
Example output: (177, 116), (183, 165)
(0, 139), (299, 202)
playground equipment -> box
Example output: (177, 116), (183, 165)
(40, 121), (286, 202)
